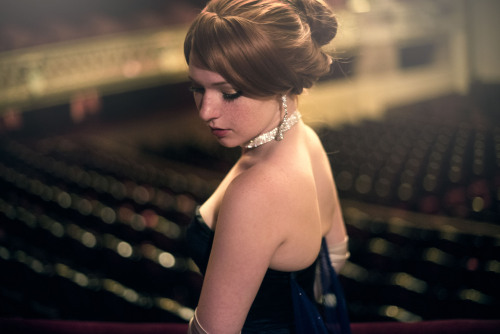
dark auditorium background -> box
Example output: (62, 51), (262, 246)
(1, 0), (499, 327)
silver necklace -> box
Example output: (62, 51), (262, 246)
(244, 110), (302, 149)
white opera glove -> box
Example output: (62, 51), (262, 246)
(328, 236), (350, 273)
(314, 237), (350, 302)
(188, 309), (209, 334)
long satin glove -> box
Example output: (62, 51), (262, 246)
(314, 237), (350, 302)
(188, 309), (209, 334)
(328, 236), (350, 273)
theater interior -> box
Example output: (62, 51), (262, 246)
(0, 0), (499, 332)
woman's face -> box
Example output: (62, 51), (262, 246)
(188, 62), (281, 148)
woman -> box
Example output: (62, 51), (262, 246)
(184, 0), (350, 332)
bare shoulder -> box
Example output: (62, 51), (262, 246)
(220, 162), (296, 234)
(303, 124), (329, 156)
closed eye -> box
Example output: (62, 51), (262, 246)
(223, 91), (243, 101)
(190, 85), (243, 102)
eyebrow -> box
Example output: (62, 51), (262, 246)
(188, 76), (231, 87)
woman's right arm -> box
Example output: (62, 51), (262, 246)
(189, 171), (291, 333)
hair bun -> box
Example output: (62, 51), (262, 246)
(292, 0), (337, 46)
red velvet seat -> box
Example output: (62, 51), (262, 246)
(1, 318), (499, 334)
(0, 319), (188, 334)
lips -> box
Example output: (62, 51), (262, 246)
(210, 127), (230, 138)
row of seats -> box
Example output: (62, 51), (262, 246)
(317, 95), (499, 222)
(341, 206), (499, 321)
(0, 138), (204, 321)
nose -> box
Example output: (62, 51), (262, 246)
(197, 93), (220, 122)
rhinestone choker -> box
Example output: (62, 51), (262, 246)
(244, 110), (302, 149)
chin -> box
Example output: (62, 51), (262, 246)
(222, 143), (242, 149)
(216, 138), (241, 148)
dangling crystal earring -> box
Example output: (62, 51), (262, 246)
(276, 94), (288, 141)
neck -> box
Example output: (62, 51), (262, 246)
(243, 110), (302, 149)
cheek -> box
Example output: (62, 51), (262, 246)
(228, 105), (252, 125)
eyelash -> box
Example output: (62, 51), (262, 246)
(189, 86), (243, 101)
(223, 91), (243, 101)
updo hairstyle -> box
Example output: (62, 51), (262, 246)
(184, 0), (338, 97)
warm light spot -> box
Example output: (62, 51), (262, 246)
(57, 191), (72, 208)
(471, 197), (484, 212)
(55, 263), (72, 278)
(156, 218), (182, 239)
(323, 293), (337, 307)
(133, 185), (151, 204)
(142, 209), (159, 228)
(0, 246), (10, 260)
(424, 248), (452, 265)
(50, 222), (65, 238)
(459, 289), (490, 304)
(77, 198), (93, 215)
(178, 307), (195, 321)
(159, 252), (176, 268)
(123, 288), (139, 303)
(117, 241), (133, 258)
(30, 259), (44, 273)
(485, 260), (500, 274)
(392, 272), (427, 293)
(118, 206), (134, 223)
(14, 250), (27, 263)
(369, 238), (392, 255)
(380, 305), (422, 322)
(131, 214), (146, 231)
(103, 279), (124, 295)
(100, 207), (116, 224)
(384, 305), (399, 318)
(82, 232), (97, 248)
(74, 272), (89, 287)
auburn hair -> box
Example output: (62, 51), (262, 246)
(184, 0), (337, 97)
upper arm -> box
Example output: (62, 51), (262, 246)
(325, 174), (347, 246)
(195, 172), (288, 333)
(305, 126), (347, 246)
